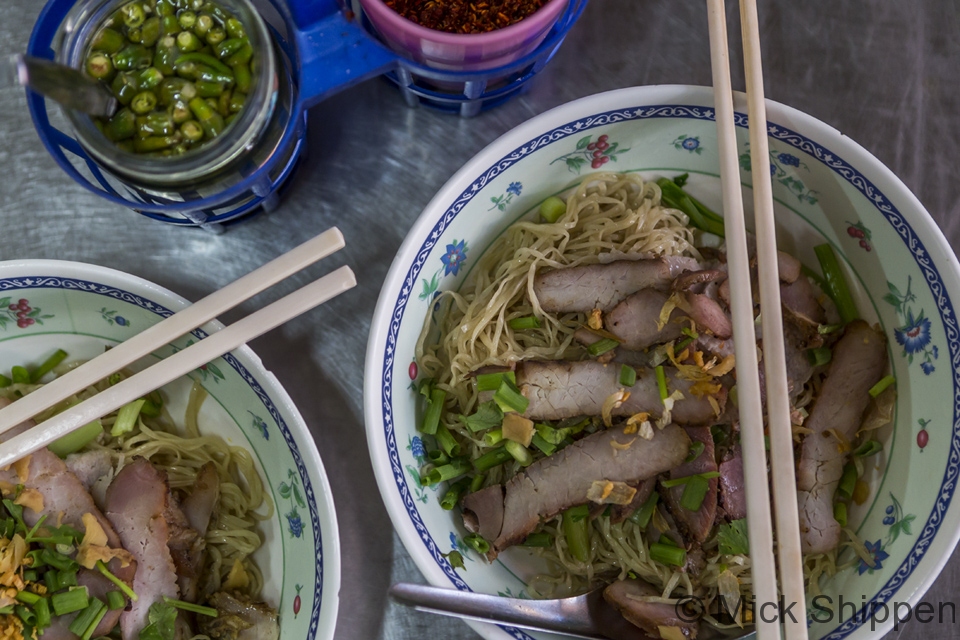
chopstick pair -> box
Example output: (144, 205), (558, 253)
(705, 1), (807, 639)
(0, 227), (355, 468)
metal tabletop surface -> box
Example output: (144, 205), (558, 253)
(2, 0), (959, 638)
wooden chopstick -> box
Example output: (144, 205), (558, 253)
(0, 227), (345, 437)
(707, 0), (809, 637)
(738, 0), (808, 635)
(704, 2), (780, 640)
(0, 265), (356, 468)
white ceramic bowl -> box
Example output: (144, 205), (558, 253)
(365, 85), (960, 640)
(0, 260), (339, 640)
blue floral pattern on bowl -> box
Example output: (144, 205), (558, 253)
(489, 182), (523, 211)
(671, 134), (703, 154)
(885, 276), (938, 374)
(739, 145), (819, 204)
(419, 240), (471, 301)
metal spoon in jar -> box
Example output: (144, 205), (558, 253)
(1, 54), (116, 118)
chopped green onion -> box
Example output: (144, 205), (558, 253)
(423, 459), (471, 486)
(655, 365), (668, 401)
(504, 440), (533, 467)
(30, 349), (68, 383)
(434, 423), (461, 458)
(837, 463), (858, 500)
(539, 196), (567, 223)
(656, 178), (725, 237)
(684, 441), (705, 463)
(807, 347), (832, 366)
(162, 597), (218, 617)
(562, 506), (590, 562)
(818, 323), (843, 335)
(629, 491), (660, 528)
(58, 569), (78, 588)
(675, 335), (696, 351)
(0, 374), (10, 388)
(814, 244), (859, 324)
(587, 338), (619, 357)
(475, 371), (516, 392)
(49, 419), (103, 458)
(660, 471), (721, 489)
(680, 475), (710, 511)
(710, 424), (729, 446)
(40, 549), (77, 572)
(681, 326), (699, 339)
(107, 591), (127, 611)
(15, 591), (41, 605)
(25, 514), (48, 543)
(834, 501), (848, 527)
(34, 597), (51, 629)
(472, 447), (513, 473)
(0, 606), (12, 616)
(21, 570), (37, 583)
(139, 391), (163, 417)
(108, 372), (123, 386)
(426, 449), (449, 465)
(494, 379), (529, 414)
(508, 316), (541, 331)
(420, 388), (446, 436)
(463, 534), (490, 555)
(566, 504), (590, 521)
(521, 532), (553, 548)
(110, 399), (146, 437)
(531, 433), (556, 456)
(15, 605), (35, 627)
(650, 542), (687, 567)
(470, 473), (485, 493)
(11, 366), (30, 385)
(483, 429), (504, 447)
(854, 440), (883, 458)
(68, 598), (104, 637)
(52, 587), (90, 616)
(869, 375), (896, 398)
(95, 561), (138, 602)
(439, 478), (471, 511)
(26, 551), (45, 571)
(619, 365), (637, 387)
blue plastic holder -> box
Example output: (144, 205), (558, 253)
(27, 0), (587, 228)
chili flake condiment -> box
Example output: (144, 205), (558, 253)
(384, 0), (550, 34)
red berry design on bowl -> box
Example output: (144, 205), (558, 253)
(592, 149), (602, 158)
(598, 135), (608, 143)
(293, 584), (303, 617)
(917, 429), (928, 450)
(409, 361), (418, 380)
(1, 297), (51, 331)
(600, 156), (610, 164)
(552, 134), (630, 174)
(591, 159), (603, 169)
(586, 143), (596, 151)
(847, 226), (864, 238)
(859, 239), (872, 251)
(596, 141), (609, 151)
(7, 305), (16, 311)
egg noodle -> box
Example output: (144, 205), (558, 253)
(418, 172), (877, 629)
(0, 370), (272, 601)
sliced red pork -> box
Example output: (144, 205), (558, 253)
(517, 360), (724, 425)
(603, 578), (700, 639)
(661, 427), (718, 542)
(796, 321), (887, 553)
(606, 289), (684, 350)
(533, 257), (699, 313)
(460, 424), (691, 557)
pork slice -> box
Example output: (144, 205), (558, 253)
(181, 462), (220, 537)
(797, 321), (887, 553)
(742, 236), (803, 284)
(493, 424), (691, 553)
(603, 578), (700, 639)
(662, 427), (718, 543)
(105, 458), (181, 639)
(718, 445), (746, 521)
(517, 360), (723, 425)
(609, 477), (657, 524)
(606, 289), (684, 350)
(65, 449), (114, 495)
(534, 257), (700, 313)
(461, 485), (504, 543)
(673, 269), (727, 293)
(37, 568), (125, 640)
(165, 491), (204, 603)
(681, 292), (732, 339)
(781, 276), (826, 326)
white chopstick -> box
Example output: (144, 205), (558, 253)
(0, 227), (346, 436)
(708, 0), (809, 637)
(0, 265), (356, 468)
(739, 0), (808, 635)
(705, 2), (780, 640)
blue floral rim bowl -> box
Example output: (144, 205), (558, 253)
(363, 85), (960, 640)
(0, 259), (340, 640)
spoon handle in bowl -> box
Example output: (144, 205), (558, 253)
(5, 54), (117, 117)
(389, 582), (605, 639)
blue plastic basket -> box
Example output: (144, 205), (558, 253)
(27, 0), (587, 228)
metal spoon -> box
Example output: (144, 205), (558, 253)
(1, 54), (116, 118)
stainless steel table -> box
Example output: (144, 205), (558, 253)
(1, 1), (958, 638)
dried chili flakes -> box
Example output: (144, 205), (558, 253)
(384, 0), (550, 34)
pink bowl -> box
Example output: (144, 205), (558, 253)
(358, 0), (570, 72)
